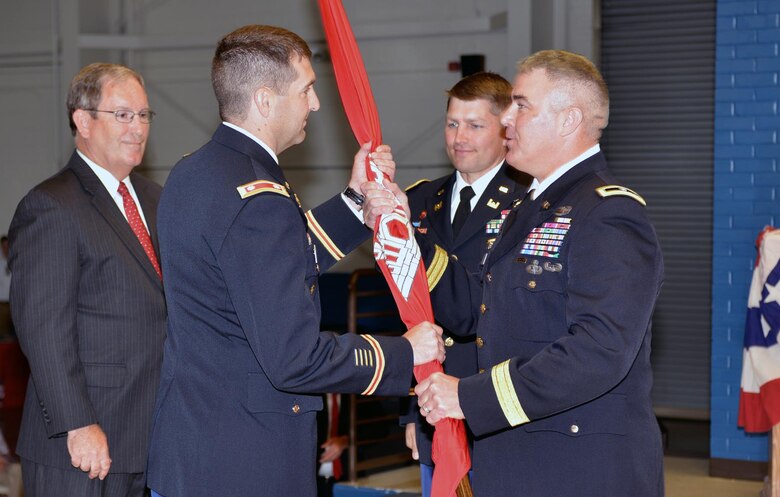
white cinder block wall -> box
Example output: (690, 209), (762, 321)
(0, 0), (595, 270)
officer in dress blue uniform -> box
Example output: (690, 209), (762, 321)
(146, 25), (444, 497)
(399, 72), (529, 496)
(366, 50), (664, 497)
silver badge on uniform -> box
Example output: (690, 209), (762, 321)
(543, 261), (563, 272)
(554, 205), (572, 216)
(526, 259), (543, 275)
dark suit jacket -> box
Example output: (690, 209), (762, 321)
(419, 152), (664, 496)
(316, 393), (350, 479)
(8, 151), (166, 473)
(147, 125), (414, 497)
(399, 162), (529, 465)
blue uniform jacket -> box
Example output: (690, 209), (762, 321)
(147, 125), (414, 497)
(400, 163), (529, 466)
(419, 152), (664, 496)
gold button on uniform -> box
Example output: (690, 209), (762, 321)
(444, 337), (454, 347)
(292, 404), (301, 414)
(310, 284), (316, 295)
(480, 304), (487, 314)
(570, 424), (579, 434)
(528, 280), (537, 289)
(476, 337), (484, 348)
(479, 368), (485, 374)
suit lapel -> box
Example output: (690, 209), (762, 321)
(486, 154), (604, 265)
(425, 175), (455, 246)
(486, 194), (544, 264)
(69, 153), (163, 287)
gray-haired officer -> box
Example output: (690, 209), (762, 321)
(367, 50), (664, 497)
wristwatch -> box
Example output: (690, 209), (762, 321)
(343, 186), (365, 207)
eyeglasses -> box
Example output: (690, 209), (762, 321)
(84, 109), (156, 124)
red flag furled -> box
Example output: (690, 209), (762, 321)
(318, 2), (471, 496)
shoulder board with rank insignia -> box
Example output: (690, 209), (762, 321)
(595, 185), (646, 206)
(236, 180), (290, 199)
(404, 179), (430, 192)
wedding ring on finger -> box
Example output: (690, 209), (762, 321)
(423, 405), (432, 413)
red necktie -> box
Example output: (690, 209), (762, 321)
(330, 393), (343, 480)
(118, 182), (162, 279)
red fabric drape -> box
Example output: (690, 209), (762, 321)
(318, 2), (471, 496)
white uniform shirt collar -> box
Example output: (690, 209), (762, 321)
(77, 149), (150, 232)
(450, 159), (504, 222)
(529, 144), (600, 199)
(222, 121), (279, 165)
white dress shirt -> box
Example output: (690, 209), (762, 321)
(77, 150), (151, 233)
(450, 160), (504, 223)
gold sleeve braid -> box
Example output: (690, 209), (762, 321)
(305, 210), (345, 261)
(491, 359), (530, 427)
(359, 335), (385, 395)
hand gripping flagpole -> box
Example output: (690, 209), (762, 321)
(318, 2), (471, 496)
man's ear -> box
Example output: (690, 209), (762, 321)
(72, 109), (92, 138)
(559, 106), (583, 137)
(254, 87), (274, 118)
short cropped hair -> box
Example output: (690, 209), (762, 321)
(446, 72), (512, 116)
(212, 25), (312, 122)
(67, 63), (145, 136)
(518, 50), (609, 138)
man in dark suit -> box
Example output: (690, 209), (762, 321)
(399, 72), (529, 496)
(146, 25), (443, 497)
(8, 63), (166, 497)
(368, 50), (664, 496)
(316, 393), (349, 497)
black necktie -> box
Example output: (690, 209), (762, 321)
(452, 186), (475, 238)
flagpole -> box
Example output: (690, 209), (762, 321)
(456, 475), (474, 497)
(769, 424), (780, 497)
